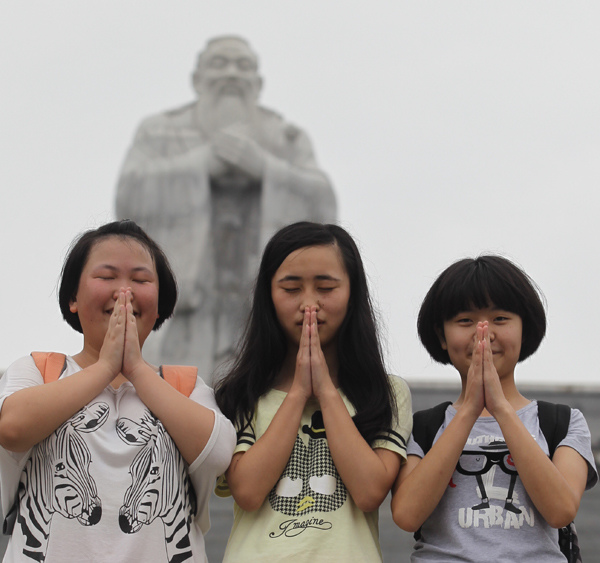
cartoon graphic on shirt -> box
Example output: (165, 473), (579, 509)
(16, 402), (109, 561)
(117, 410), (197, 563)
(269, 411), (346, 516)
(456, 440), (521, 514)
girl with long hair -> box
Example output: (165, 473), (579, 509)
(215, 221), (412, 562)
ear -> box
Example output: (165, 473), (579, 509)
(434, 325), (447, 350)
(191, 70), (202, 96)
(251, 75), (263, 100)
(69, 300), (78, 314)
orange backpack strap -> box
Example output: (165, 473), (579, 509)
(160, 366), (198, 397)
(31, 352), (67, 383)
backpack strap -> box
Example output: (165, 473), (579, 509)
(537, 400), (571, 458)
(160, 366), (198, 398)
(412, 401), (453, 455)
(31, 352), (67, 383)
(30, 353), (198, 398)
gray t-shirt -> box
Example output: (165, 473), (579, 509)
(406, 401), (598, 562)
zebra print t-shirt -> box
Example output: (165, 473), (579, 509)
(0, 354), (236, 563)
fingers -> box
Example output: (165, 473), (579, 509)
(309, 308), (321, 352)
(99, 290), (126, 375)
(122, 288), (143, 376)
(308, 307), (334, 399)
(292, 308), (312, 399)
(299, 307), (311, 356)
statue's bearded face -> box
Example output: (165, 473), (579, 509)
(194, 40), (262, 104)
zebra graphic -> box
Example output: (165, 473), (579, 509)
(16, 402), (109, 561)
(117, 411), (197, 563)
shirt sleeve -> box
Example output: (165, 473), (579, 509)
(558, 408), (598, 490)
(372, 375), (412, 459)
(0, 356), (42, 519)
(187, 378), (237, 526)
(0, 355), (44, 413)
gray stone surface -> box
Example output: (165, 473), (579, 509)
(115, 36), (336, 382)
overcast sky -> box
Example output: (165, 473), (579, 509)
(2, 1), (599, 387)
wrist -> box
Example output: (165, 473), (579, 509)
(314, 382), (340, 407)
(454, 403), (481, 426)
(95, 357), (121, 380)
(124, 361), (154, 387)
(489, 400), (515, 423)
(287, 384), (311, 405)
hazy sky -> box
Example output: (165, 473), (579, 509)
(2, 1), (599, 387)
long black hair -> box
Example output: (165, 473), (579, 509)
(214, 222), (396, 445)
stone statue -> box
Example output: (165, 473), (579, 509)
(115, 35), (336, 381)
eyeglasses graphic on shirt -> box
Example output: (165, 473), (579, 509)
(456, 450), (517, 476)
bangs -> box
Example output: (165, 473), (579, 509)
(418, 254), (546, 364)
(438, 258), (526, 321)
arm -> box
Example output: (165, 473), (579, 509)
(225, 310), (313, 512)
(392, 333), (486, 532)
(121, 290), (219, 465)
(391, 407), (480, 532)
(310, 308), (402, 512)
(0, 293), (129, 452)
(479, 327), (588, 527)
(213, 124), (336, 224)
(492, 405), (588, 528)
(309, 310), (402, 512)
(317, 386), (402, 512)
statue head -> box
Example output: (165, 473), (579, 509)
(192, 36), (263, 105)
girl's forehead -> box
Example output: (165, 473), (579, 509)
(276, 244), (346, 274)
(86, 236), (155, 268)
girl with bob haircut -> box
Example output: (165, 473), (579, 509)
(392, 255), (597, 562)
(214, 221), (412, 562)
(0, 220), (235, 563)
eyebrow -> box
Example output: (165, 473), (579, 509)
(276, 274), (341, 283)
(94, 264), (154, 274)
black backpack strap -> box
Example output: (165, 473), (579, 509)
(411, 401), (452, 542)
(412, 402), (453, 455)
(537, 400), (571, 458)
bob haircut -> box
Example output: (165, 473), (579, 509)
(215, 221), (395, 446)
(59, 220), (177, 333)
(418, 255), (546, 364)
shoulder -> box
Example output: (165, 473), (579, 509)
(410, 402), (453, 456)
(536, 402), (599, 490)
(135, 102), (197, 133)
(388, 374), (410, 394)
(2, 355), (43, 387)
(258, 105), (307, 142)
(413, 402), (453, 426)
(388, 375), (412, 414)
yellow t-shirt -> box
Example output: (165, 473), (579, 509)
(218, 376), (412, 562)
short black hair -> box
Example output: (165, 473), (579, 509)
(418, 255), (546, 364)
(59, 220), (177, 333)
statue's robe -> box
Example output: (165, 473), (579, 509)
(116, 102), (336, 380)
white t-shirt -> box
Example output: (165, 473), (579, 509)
(0, 355), (236, 563)
(406, 401), (598, 563)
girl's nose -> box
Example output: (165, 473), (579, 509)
(300, 293), (320, 311)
